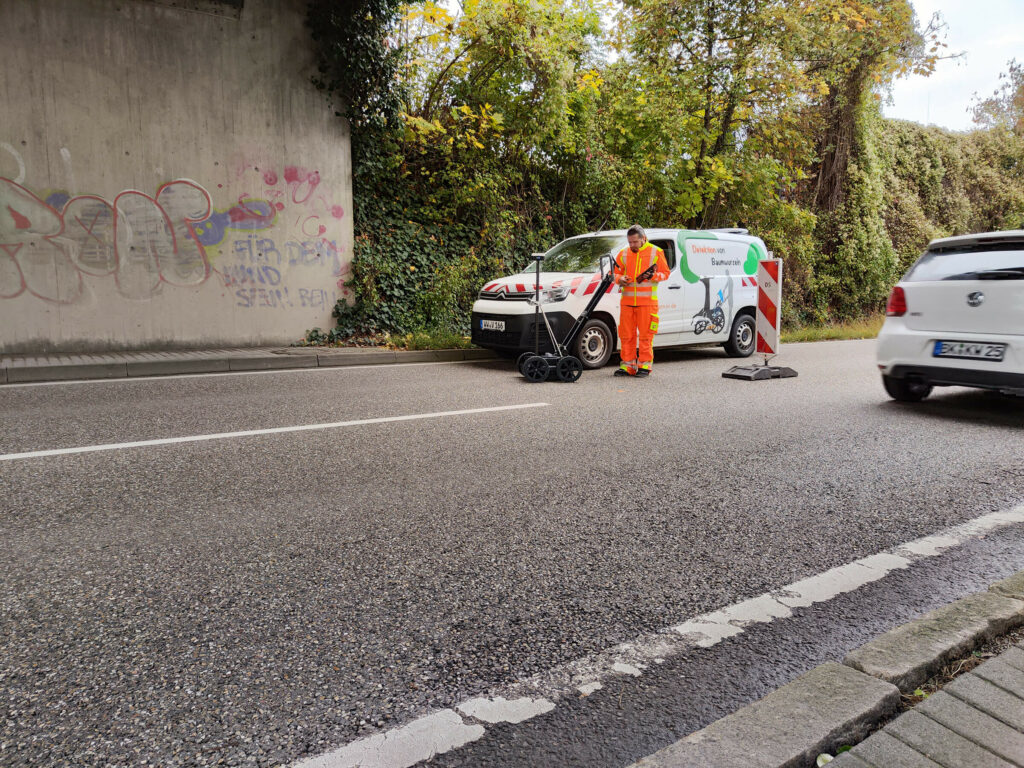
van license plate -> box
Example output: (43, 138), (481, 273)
(481, 319), (505, 331)
(932, 341), (1006, 361)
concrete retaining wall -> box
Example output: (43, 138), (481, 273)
(0, 0), (352, 353)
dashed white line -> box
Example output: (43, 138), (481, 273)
(456, 696), (555, 725)
(292, 710), (484, 768)
(0, 404), (549, 462)
(290, 504), (1024, 768)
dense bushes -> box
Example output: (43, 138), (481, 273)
(308, 0), (1024, 335)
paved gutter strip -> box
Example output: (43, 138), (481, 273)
(5, 361), (128, 382)
(831, 731), (944, 768)
(884, 710), (1015, 768)
(943, 673), (1024, 731)
(913, 690), (1024, 764)
(0, 347), (496, 383)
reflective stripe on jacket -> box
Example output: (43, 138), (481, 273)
(614, 242), (670, 307)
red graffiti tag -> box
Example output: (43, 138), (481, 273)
(283, 166), (321, 205)
(0, 177), (212, 303)
(6, 205), (30, 230)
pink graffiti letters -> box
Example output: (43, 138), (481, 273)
(0, 180), (81, 303)
(0, 177), (212, 303)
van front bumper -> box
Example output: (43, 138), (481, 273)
(471, 311), (576, 353)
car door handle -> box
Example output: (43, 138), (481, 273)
(667, 285), (682, 290)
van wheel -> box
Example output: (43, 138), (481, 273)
(883, 374), (932, 402)
(724, 312), (755, 357)
(574, 318), (613, 369)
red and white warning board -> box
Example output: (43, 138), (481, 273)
(756, 259), (782, 357)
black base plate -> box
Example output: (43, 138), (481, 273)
(722, 365), (798, 381)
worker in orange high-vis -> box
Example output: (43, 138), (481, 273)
(613, 224), (670, 377)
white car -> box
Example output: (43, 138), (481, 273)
(470, 228), (769, 368)
(877, 230), (1024, 401)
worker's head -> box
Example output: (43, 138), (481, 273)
(627, 224), (646, 253)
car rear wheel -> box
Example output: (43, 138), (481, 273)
(883, 374), (933, 402)
(573, 318), (613, 369)
(724, 312), (755, 357)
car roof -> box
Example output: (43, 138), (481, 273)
(928, 230), (1024, 251)
(572, 228), (758, 242)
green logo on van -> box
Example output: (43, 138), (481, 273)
(676, 232), (764, 283)
(744, 243), (765, 275)
(676, 231), (718, 284)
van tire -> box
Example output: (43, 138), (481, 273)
(574, 318), (614, 369)
(724, 312), (755, 357)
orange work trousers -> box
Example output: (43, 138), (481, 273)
(619, 304), (658, 368)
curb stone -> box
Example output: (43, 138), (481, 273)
(316, 350), (397, 367)
(628, 664), (899, 768)
(226, 355), (318, 372)
(6, 361), (128, 383)
(0, 347), (496, 383)
(990, 571), (1024, 601)
(126, 359), (231, 377)
(843, 591), (1024, 691)
(629, 569), (1024, 768)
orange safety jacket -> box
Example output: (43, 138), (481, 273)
(614, 242), (670, 307)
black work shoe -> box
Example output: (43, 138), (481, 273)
(635, 368), (651, 377)
(613, 368), (633, 377)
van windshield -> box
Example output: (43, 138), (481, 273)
(904, 243), (1024, 281)
(524, 236), (624, 273)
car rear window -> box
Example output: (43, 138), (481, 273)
(903, 242), (1024, 281)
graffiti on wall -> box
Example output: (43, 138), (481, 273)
(0, 155), (349, 308)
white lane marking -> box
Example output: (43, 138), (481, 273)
(0, 404), (549, 462)
(611, 662), (644, 677)
(0, 359), (487, 389)
(291, 504), (1024, 768)
(456, 696), (555, 724)
(292, 709), (484, 768)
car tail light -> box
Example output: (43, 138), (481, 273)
(886, 286), (907, 317)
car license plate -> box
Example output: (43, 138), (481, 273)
(480, 319), (505, 331)
(932, 340), (1006, 361)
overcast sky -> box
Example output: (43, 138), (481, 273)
(884, 0), (1024, 131)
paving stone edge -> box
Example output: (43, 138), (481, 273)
(629, 567), (1024, 768)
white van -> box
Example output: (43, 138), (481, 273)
(471, 228), (769, 367)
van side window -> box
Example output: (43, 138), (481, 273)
(651, 239), (676, 270)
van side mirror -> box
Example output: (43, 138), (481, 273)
(600, 254), (613, 276)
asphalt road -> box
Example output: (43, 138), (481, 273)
(2, 340), (1024, 767)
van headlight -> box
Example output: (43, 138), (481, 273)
(541, 286), (570, 302)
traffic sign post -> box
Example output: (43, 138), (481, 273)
(723, 258), (798, 381)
